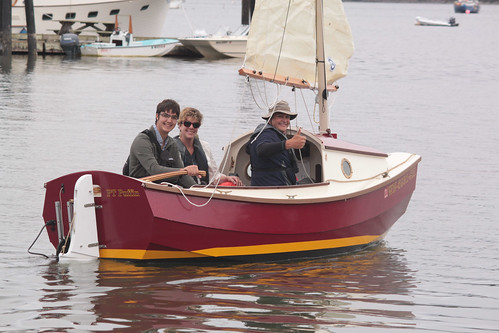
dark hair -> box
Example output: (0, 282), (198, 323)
(156, 99), (180, 116)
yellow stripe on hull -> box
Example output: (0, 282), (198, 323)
(194, 235), (384, 257)
(98, 234), (385, 260)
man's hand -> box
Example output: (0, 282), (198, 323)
(183, 165), (200, 177)
(285, 128), (306, 150)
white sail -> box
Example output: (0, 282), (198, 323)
(243, 0), (354, 89)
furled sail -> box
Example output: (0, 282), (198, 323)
(242, 0), (354, 89)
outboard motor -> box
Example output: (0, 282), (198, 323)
(449, 17), (456, 25)
(60, 33), (81, 58)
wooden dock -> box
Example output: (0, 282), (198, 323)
(12, 33), (96, 55)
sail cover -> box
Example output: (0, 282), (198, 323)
(243, 0), (354, 88)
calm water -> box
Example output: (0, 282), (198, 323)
(1, 2), (498, 332)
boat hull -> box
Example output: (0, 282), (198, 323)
(80, 39), (179, 57)
(42, 160), (419, 261)
(12, 0), (169, 37)
(178, 37), (247, 58)
(415, 17), (459, 27)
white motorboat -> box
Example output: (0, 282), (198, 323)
(11, 0), (169, 38)
(80, 17), (179, 57)
(178, 25), (249, 59)
(80, 32), (179, 57)
(415, 16), (459, 27)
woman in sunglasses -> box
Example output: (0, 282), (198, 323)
(174, 107), (243, 186)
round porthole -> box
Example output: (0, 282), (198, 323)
(246, 162), (252, 179)
(341, 158), (352, 179)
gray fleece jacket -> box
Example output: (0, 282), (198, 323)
(128, 125), (196, 188)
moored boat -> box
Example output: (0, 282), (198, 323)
(415, 16), (459, 27)
(178, 25), (249, 59)
(42, 0), (421, 262)
(80, 35), (179, 57)
(454, 0), (480, 13)
(80, 16), (179, 57)
(11, 0), (169, 38)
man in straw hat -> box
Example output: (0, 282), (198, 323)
(247, 100), (306, 186)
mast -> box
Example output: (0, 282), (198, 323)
(316, 0), (329, 134)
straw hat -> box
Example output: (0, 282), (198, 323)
(262, 100), (297, 120)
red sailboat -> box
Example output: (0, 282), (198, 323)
(42, 0), (421, 261)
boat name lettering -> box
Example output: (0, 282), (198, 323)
(106, 188), (140, 198)
(385, 168), (417, 198)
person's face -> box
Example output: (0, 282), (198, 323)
(156, 109), (178, 136)
(179, 116), (201, 140)
(270, 113), (290, 133)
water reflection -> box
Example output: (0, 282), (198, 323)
(0, 55), (13, 73)
(33, 260), (125, 331)
(36, 245), (416, 331)
(0, 54), (36, 74)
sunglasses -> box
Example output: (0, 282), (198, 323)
(183, 121), (201, 128)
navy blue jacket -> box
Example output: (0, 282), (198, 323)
(248, 124), (298, 186)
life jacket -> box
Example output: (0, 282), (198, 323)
(174, 136), (210, 184)
(247, 124), (298, 186)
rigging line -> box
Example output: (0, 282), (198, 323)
(163, 148), (234, 197)
(248, 75), (266, 109)
(251, 84), (288, 145)
(61, 209), (75, 254)
(326, 154), (417, 183)
(297, 148), (314, 184)
(247, 77), (265, 110)
(290, 89), (314, 183)
(209, 76), (250, 188)
(165, 183), (217, 208)
(247, 76), (278, 128)
(311, 50), (320, 125)
(272, 0), (293, 82)
(312, 89), (319, 124)
(250, 105), (274, 144)
(292, 88), (298, 128)
(181, 2), (196, 35)
(299, 88), (317, 134)
(258, 78), (267, 107)
(288, 89), (314, 183)
(263, 77), (270, 106)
